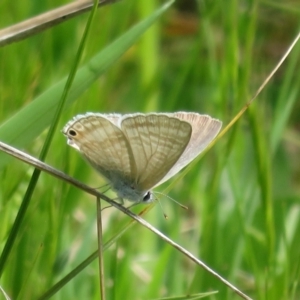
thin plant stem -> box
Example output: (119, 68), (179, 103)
(0, 0), (100, 278)
(0, 140), (251, 300)
(0, 0), (119, 47)
(97, 197), (106, 300)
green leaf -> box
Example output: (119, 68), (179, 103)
(0, 0), (174, 166)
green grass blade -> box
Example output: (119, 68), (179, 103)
(0, 0), (174, 166)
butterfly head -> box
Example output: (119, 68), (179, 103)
(142, 191), (153, 203)
(110, 176), (154, 203)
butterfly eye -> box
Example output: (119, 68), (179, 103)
(68, 129), (77, 137)
(142, 191), (152, 203)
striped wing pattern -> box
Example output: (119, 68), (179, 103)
(121, 114), (192, 191)
(63, 112), (222, 202)
(154, 112), (222, 187)
(63, 114), (136, 183)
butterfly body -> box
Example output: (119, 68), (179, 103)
(63, 112), (222, 203)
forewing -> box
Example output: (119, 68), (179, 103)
(121, 114), (192, 190)
(154, 112), (222, 186)
(63, 114), (136, 182)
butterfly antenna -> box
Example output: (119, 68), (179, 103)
(154, 195), (168, 219)
(154, 191), (189, 210)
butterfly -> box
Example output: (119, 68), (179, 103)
(63, 112), (222, 203)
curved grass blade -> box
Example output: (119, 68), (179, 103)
(0, 0), (175, 167)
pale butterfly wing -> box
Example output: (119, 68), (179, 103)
(153, 112), (222, 187)
(63, 112), (222, 203)
(63, 114), (137, 184)
(121, 114), (192, 191)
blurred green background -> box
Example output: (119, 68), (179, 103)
(0, 0), (300, 299)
